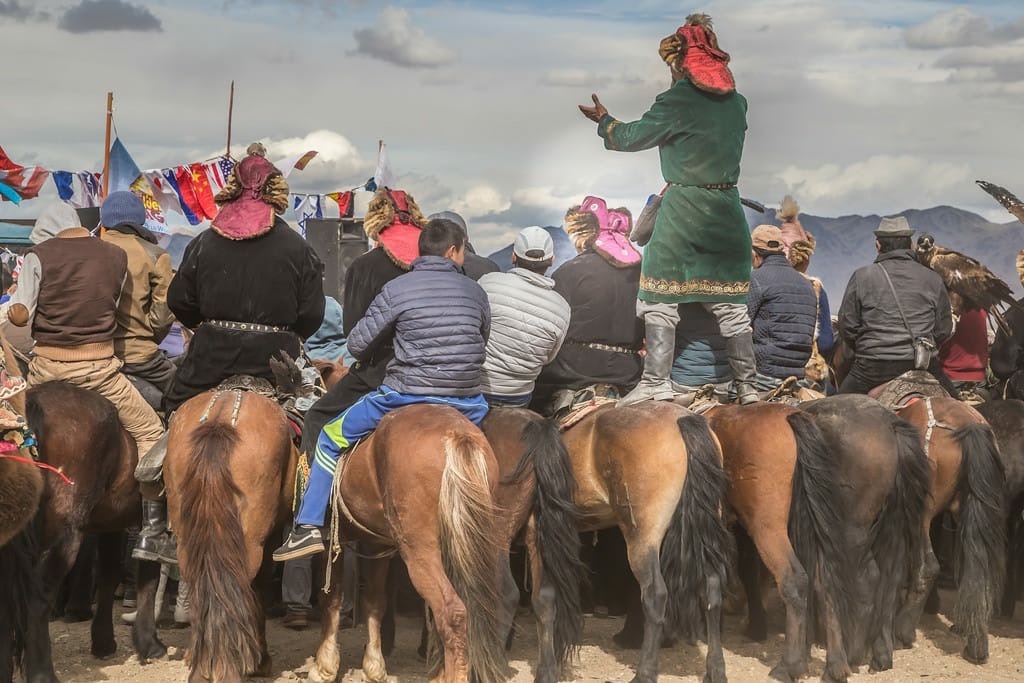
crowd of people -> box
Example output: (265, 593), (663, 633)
(0, 11), (1018, 630)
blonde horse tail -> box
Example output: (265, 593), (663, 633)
(435, 429), (507, 683)
(180, 421), (262, 681)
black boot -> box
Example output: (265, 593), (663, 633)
(726, 332), (759, 405)
(133, 500), (170, 562)
(618, 321), (676, 406)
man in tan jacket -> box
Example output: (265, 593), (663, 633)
(7, 200), (171, 563)
(99, 191), (176, 395)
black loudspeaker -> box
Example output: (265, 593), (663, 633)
(305, 218), (367, 301)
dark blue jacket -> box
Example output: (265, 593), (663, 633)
(748, 253), (817, 379)
(348, 256), (491, 396)
(672, 303), (731, 386)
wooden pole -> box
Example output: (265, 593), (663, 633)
(101, 91), (113, 198)
(226, 81), (235, 158)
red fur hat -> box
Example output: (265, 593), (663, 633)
(658, 14), (736, 95)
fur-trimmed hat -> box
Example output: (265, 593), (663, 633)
(364, 189), (428, 269)
(565, 196), (641, 268)
(211, 149), (289, 240)
(658, 14), (735, 95)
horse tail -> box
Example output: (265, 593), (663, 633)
(520, 418), (585, 669)
(952, 422), (1007, 663)
(0, 524), (43, 669)
(661, 413), (733, 639)
(437, 430), (507, 683)
(786, 411), (854, 653)
(180, 422), (262, 681)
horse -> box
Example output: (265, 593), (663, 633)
(0, 381), (142, 683)
(131, 387), (297, 683)
(894, 396), (1006, 663)
(308, 404), (508, 683)
(800, 395), (932, 672)
(0, 447), (43, 548)
(973, 398), (1024, 618)
(706, 402), (853, 683)
(555, 401), (732, 683)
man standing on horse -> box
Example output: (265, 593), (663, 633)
(276, 219), (492, 560)
(578, 14), (759, 406)
(99, 191), (177, 397)
(836, 216), (955, 395)
(4, 199), (169, 559)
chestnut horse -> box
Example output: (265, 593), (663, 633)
(893, 397), (1006, 664)
(309, 404), (508, 683)
(801, 395), (932, 673)
(557, 401), (732, 683)
(0, 381), (142, 683)
(707, 402), (854, 683)
(132, 388), (297, 683)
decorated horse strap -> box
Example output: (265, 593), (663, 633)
(922, 397), (956, 458)
(0, 398), (73, 486)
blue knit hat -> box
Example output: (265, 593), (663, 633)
(100, 190), (146, 228)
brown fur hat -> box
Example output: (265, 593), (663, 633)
(363, 188), (428, 242)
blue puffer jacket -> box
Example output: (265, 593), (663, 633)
(672, 303), (731, 387)
(348, 256), (490, 396)
(748, 253), (817, 379)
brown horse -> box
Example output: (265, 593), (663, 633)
(893, 397), (1006, 664)
(554, 401), (732, 683)
(0, 381), (142, 683)
(0, 455), (42, 549)
(309, 404), (508, 683)
(800, 395), (932, 673)
(707, 402), (853, 683)
(132, 388), (297, 683)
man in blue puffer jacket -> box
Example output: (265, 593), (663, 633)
(747, 225), (817, 390)
(275, 219), (491, 560)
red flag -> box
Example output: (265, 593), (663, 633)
(174, 165), (218, 221)
(0, 145), (49, 203)
(188, 163), (218, 219)
(325, 191), (353, 218)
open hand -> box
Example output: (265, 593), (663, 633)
(578, 93), (608, 123)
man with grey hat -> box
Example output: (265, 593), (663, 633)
(836, 216), (955, 394)
(477, 227), (570, 407)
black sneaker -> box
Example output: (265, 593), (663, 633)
(272, 527), (325, 562)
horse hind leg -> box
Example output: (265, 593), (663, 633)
(403, 545), (470, 683)
(622, 535), (667, 683)
(308, 551), (347, 683)
(361, 557), (392, 683)
(90, 532), (122, 659)
(131, 559), (167, 661)
(894, 523), (939, 648)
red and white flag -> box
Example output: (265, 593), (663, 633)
(0, 145), (49, 203)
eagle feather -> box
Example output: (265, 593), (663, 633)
(915, 233), (1017, 323)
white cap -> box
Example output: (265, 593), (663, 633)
(513, 226), (554, 262)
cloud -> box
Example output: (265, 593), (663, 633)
(905, 7), (1024, 49)
(541, 69), (611, 88)
(352, 6), (456, 68)
(256, 130), (373, 192)
(0, 0), (48, 21)
(450, 185), (511, 219)
(938, 44), (1024, 83)
(58, 0), (162, 34)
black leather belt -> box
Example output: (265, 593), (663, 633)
(204, 319), (291, 333)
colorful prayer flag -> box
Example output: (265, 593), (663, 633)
(274, 150), (318, 179)
(162, 169), (200, 225)
(0, 145), (49, 203)
(143, 171), (184, 217)
(73, 172), (102, 208)
(52, 171), (75, 201)
(325, 191), (354, 218)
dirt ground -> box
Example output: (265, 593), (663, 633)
(43, 589), (1024, 682)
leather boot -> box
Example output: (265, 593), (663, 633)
(726, 333), (759, 405)
(133, 500), (169, 562)
(618, 321), (676, 406)
(135, 431), (168, 484)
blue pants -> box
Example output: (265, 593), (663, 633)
(295, 385), (489, 527)
(483, 392), (532, 408)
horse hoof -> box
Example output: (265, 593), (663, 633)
(962, 646), (988, 665)
(63, 609), (94, 623)
(612, 629), (643, 650)
(91, 643), (117, 660)
(140, 642), (168, 662)
(768, 664), (794, 683)
(869, 656), (892, 673)
(308, 666), (338, 683)
(253, 653), (273, 678)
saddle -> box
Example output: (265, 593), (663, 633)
(868, 370), (949, 411)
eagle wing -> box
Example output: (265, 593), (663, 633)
(928, 246), (1016, 312)
(976, 180), (1024, 224)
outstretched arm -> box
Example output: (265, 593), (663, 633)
(580, 90), (682, 153)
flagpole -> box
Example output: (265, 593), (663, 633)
(102, 91), (113, 199)
(226, 80), (235, 158)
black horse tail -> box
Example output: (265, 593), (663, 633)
(520, 418), (585, 670)
(953, 422), (1007, 664)
(0, 524), (45, 671)
(786, 411), (854, 669)
(180, 422), (263, 681)
(661, 413), (733, 639)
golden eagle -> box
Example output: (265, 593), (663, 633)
(976, 180), (1024, 287)
(915, 233), (1017, 328)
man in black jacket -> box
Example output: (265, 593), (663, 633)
(836, 216), (954, 394)
(427, 210), (499, 280)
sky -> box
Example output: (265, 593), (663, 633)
(2, 0), (1024, 253)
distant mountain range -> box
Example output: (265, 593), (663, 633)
(488, 206), (1024, 301)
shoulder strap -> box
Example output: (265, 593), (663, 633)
(876, 263), (915, 340)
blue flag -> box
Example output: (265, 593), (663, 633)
(108, 138), (141, 192)
(160, 169), (200, 226)
(52, 171), (75, 201)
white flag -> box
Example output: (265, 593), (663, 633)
(274, 151), (318, 179)
(374, 143), (395, 190)
(292, 194), (323, 237)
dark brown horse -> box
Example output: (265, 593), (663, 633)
(894, 397), (1006, 664)
(974, 398), (1024, 618)
(309, 404), (508, 683)
(801, 395), (932, 673)
(557, 401), (732, 683)
(132, 388), (297, 683)
(707, 402), (853, 683)
(0, 381), (141, 683)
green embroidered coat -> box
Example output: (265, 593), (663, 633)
(598, 79), (750, 304)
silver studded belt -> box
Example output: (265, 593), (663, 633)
(204, 319), (291, 334)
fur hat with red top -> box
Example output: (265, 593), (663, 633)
(565, 196), (641, 268)
(658, 13), (735, 95)
(363, 188), (428, 269)
(211, 142), (290, 240)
